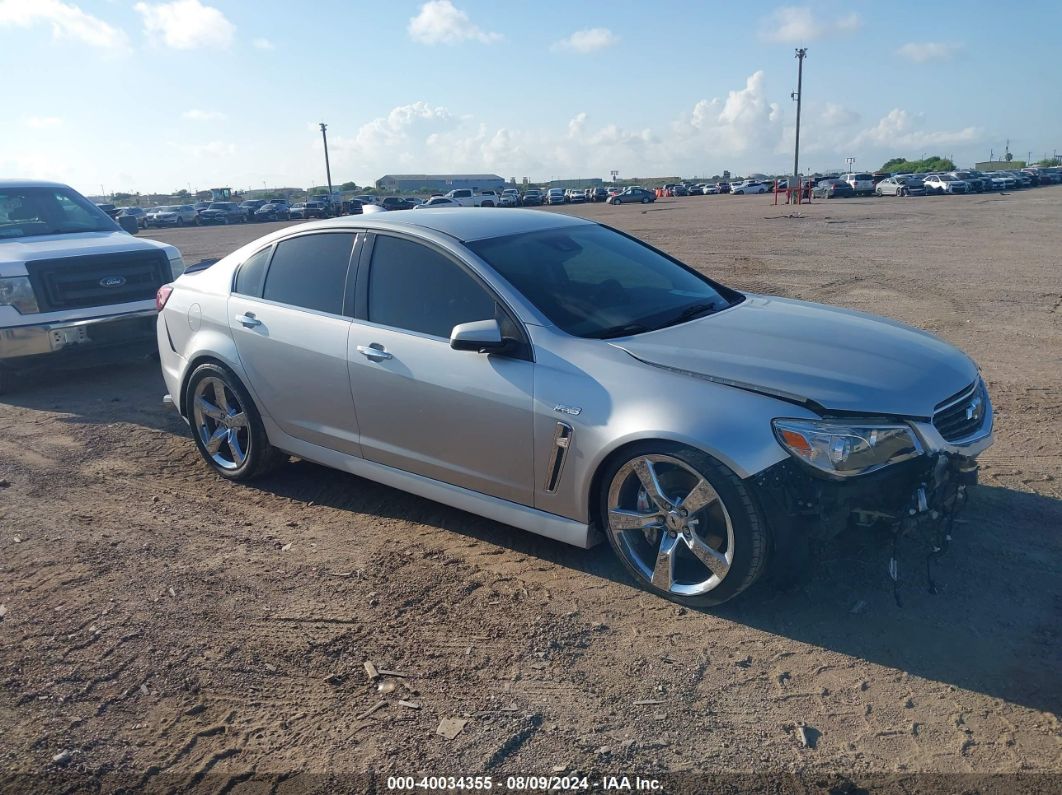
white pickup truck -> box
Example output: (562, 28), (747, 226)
(0, 180), (185, 393)
(443, 188), (499, 207)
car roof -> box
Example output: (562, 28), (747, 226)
(0, 179), (72, 189)
(309, 207), (594, 242)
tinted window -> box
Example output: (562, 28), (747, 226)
(368, 235), (495, 338)
(262, 233), (354, 314)
(469, 225), (737, 339)
(0, 186), (115, 239)
(234, 246), (272, 297)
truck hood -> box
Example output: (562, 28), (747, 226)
(0, 231), (178, 277)
(612, 295), (978, 418)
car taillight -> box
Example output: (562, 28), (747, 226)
(156, 284), (174, 311)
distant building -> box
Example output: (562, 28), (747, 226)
(976, 161), (1027, 171)
(545, 178), (604, 189)
(375, 173), (506, 192)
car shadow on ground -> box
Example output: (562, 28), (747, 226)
(250, 459), (1062, 718)
(1, 357), (188, 435)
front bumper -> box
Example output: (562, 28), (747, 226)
(0, 309), (158, 366)
(751, 447), (982, 544)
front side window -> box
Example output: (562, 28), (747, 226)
(469, 225), (739, 339)
(262, 233), (355, 315)
(368, 235), (495, 338)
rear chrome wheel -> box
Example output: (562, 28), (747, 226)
(192, 376), (250, 471)
(186, 363), (285, 481)
(601, 444), (768, 606)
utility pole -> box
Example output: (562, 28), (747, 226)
(791, 48), (807, 202)
(319, 122), (333, 198)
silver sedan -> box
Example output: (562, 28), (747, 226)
(157, 210), (993, 606)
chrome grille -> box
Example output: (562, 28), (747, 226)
(26, 250), (170, 312)
(932, 380), (988, 442)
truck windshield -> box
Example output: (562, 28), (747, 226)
(0, 186), (118, 240)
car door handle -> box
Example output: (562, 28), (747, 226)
(357, 344), (393, 361)
(237, 312), (261, 328)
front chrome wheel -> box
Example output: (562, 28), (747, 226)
(606, 454), (735, 597)
(192, 376), (250, 470)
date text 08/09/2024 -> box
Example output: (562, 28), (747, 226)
(386, 775), (663, 791)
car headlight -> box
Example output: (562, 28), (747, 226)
(0, 276), (40, 314)
(772, 418), (923, 477)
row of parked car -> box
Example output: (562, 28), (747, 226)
(107, 164), (1061, 227)
(110, 197), (354, 228)
(806, 167), (1061, 199)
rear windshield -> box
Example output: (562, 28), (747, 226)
(469, 224), (739, 339)
(853, 174), (873, 180)
(0, 186), (117, 239)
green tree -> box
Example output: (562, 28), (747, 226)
(879, 155), (955, 173)
(340, 181), (358, 191)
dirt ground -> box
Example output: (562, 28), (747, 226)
(1, 191), (1060, 793)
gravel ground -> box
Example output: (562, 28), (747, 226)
(1, 191), (1060, 793)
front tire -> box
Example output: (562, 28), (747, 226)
(186, 363), (285, 481)
(599, 442), (769, 607)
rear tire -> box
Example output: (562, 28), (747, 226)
(185, 362), (286, 482)
(641, 197), (650, 204)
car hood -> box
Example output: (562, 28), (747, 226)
(611, 295), (977, 418)
(0, 231), (178, 277)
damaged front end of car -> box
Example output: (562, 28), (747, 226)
(749, 378), (993, 589)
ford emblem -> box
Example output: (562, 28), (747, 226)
(99, 275), (126, 288)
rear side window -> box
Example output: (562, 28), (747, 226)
(234, 246), (272, 297)
(368, 235), (495, 338)
(262, 233), (355, 315)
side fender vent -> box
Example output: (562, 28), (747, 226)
(544, 422), (574, 493)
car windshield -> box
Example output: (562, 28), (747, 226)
(469, 224), (740, 339)
(0, 186), (118, 239)
(209, 202), (233, 209)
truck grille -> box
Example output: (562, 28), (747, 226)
(932, 380), (988, 442)
(26, 250), (170, 312)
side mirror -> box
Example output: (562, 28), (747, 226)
(450, 318), (508, 353)
(117, 215), (139, 235)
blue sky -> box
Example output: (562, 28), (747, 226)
(3, 0), (1060, 195)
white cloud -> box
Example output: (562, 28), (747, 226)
(134, 0), (234, 50)
(552, 27), (619, 54)
(182, 109), (226, 121)
(896, 41), (960, 63)
(673, 71), (785, 159)
(0, 0), (129, 51)
(22, 115), (64, 129)
(408, 0), (502, 45)
(820, 102), (860, 127)
(852, 108), (978, 149)
(251, 36), (273, 50)
(761, 6), (861, 43)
